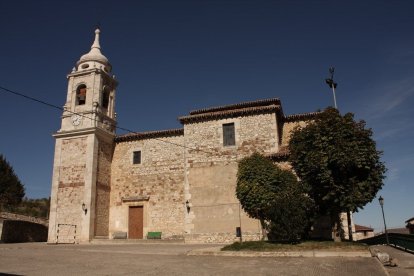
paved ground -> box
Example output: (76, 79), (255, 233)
(0, 243), (387, 276)
(372, 245), (414, 276)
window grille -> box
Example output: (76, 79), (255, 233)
(223, 123), (235, 146)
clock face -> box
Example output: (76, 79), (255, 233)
(71, 114), (82, 126)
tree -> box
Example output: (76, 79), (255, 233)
(0, 154), (25, 210)
(265, 173), (314, 242)
(236, 153), (279, 223)
(289, 108), (386, 240)
(236, 153), (314, 241)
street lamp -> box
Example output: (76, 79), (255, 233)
(325, 67), (338, 109)
(378, 196), (390, 245)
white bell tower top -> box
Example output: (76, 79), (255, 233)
(76, 28), (112, 73)
(60, 28), (117, 134)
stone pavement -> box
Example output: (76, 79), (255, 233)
(371, 245), (414, 276)
(188, 246), (371, 257)
(0, 243), (387, 276)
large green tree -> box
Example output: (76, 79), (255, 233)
(236, 153), (314, 241)
(236, 153), (279, 222)
(289, 108), (386, 240)
(0, 154), (25, 210)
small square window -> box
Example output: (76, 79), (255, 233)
(133, 151), (141, 164)
(223, 123), (235, 146)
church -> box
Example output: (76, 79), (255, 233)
(47, 29), (324, 243)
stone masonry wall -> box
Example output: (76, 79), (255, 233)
(1, 220), (48, 243)
(95, 139), (113, 236)
(184, 113), (279, 242)
(0, 212), (48, 226)
(110, 135), (185, 239)
(54, 137), (87, 242)
(281, 121), (308, 147)
(185, 113), (278, 163)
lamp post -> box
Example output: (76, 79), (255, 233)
(325, 67), (338, 109)
(378, 196), (390, 245)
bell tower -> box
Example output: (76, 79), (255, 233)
(48, 29), (117, 243)
(61, 28), (117, 133)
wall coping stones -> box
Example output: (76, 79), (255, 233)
(0, 212), (49, 227)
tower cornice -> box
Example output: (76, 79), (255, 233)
(53, 126), (115, 143)
(67, 68), (118, 86)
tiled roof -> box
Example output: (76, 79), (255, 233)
(115, 128), (184, 143)
(189, 98), (281, 115)
(405, 217), (414, 224)
(179, 105), (282, 124)
(387, 228), (410, 234)
(284, 111), (322, 122)
(354, 224), (374, 232)
(268, 146), (290, 161)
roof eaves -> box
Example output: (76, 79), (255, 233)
(179, 105), (280, 124)
(189, 98), (281, 115)
(115, 128), (184, 143)
(283, 111), (322, 122)
(267, 147), (290, 162)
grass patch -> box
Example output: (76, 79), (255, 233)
(221, 240), (368, 252)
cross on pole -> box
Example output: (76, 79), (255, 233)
(325, 67), (338, 109)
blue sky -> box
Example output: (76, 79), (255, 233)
(0, 0), (413, 231)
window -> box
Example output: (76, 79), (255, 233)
(76, 84), (87, 105)
(133, 151), (141, 164)
(102, 86), (110, 109)
(223, 123), (235, 146)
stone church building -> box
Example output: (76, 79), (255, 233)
(47, 29), (324, 244)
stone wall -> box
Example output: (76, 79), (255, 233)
(0, 212), (48, 226)
(281, 121), (308, 147)
(184, 113), (279, 242)
(185, 114), (279, 162)
(110, 134), (185, 239)
(0, 219), (48, 243)
(53, 137), (87, 243)
(355, 230), (374, 241)
(95, 140), (113, 236)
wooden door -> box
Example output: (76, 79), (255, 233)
(129, 206), (143, 239)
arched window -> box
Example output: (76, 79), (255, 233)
(76, 84), (87, 105)
(102, 86), (110, 109)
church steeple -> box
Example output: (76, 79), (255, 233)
(48, 28), (117, 243)
(59, 28), (117, 134)
(77, 28), (111, 73)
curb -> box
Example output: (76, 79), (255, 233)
(187, 247), (372, 258)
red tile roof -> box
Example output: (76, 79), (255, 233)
(189, 98), (282, 115)
(179, 105), (282, 124)
(405, 217), (414, 224)
(284, 111), (322, 122)
(268, 147), (290, 161)
(355, 224), (374, 232)
(387, 228), (410, 234)
(115, 128), (184, 142)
